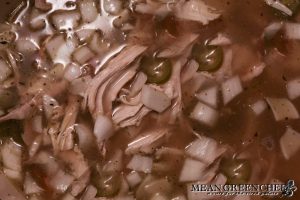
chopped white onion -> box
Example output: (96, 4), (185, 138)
(263, 22), (284, 39)
(141, 85), (171, 113)
(64, 63), (82, 82)
(284, 22), (300, 40)
(221, 76), (243, 105)
(24, 173), (43, 195)
(0, 59), (12, 82)
(127, 155), (153, 173)
(126, 171), (142, 188)
(181, 60), (199, 84)
(104, 0), (123, 15)
(175, 0), (220, 25)
(266, 97), (299, 121)
(74, 124), (96, 154)
(81, 185), (97, 200)
(264, 0), (292, 16)
(195, 86), (218, 108)
(69, 75), (92, 97)
(190, 101), (219, 127)
(49, 169), (75, 193)
(16, 39), (39, 53)
(1, 140), (22, 172)
(179, 158), (207, 182)
(29, 135), (43, 158)
(72, 45), (95, 65)
(51, 10), (81, 31)
(93, 115), (114, 142)
(280, 127), (300, 160)
(250, 100), (267, 115)
(79, 0), (98, 23)
(185, 137), (225, 165)
(287, 78), (300, 100)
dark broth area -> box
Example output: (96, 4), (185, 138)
(0, 0), (300, 199)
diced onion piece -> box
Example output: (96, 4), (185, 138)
(141, 85), (171, 113)
(16, 39), (39, 53)
(72, 46), (95, 64)
(190, 101), (218, 127)
(221, 76), (243, 105)
(127, 155), (153, 173)
(175, 0), (220, 25)
(179, 158), (207, 182)
(61, 193), (76, 200)
(287, 78), (300, 99)
(0, 59), (12, 82)
(46, 35), (65, 60)
(181, 60), (199, 84)
(74, 124), (96, 154)
(266, 97), (299, 121)
(195, 86), (218, 108)
(250, 100), (267, 115)
(69, 76), (92, 97)
(263, 22), (284, 40)
(280, 127), (300, 160)
(51, 10), (81, 31)
(64, 63), (82, 82)
(284, 23), (300, 40)
(93, 115), (114, 142)
(29, 135), (42, 158)
(79, 0), (98, 23)
(104, 0), (123, 15)
(0, 173), (26, 200)
(81, 185), (97, 200)
(185, 137), (225, 165)
(126, 171), (142, 188)
(76, 29), (95, 42)
(49, 169), (75, 193)
(1, 140), (22, 172)
(24, 173), (43, 195)
(264, 0), (292, 16)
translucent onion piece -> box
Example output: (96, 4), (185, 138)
(280, 127), (300, 160)
(250, 100), (267, 115)
(190, 101), (219, 127)
(195, 86), (218, 108)
(285, 22), (300, 40)
(127, 155), (153, 173)
(93, 115), (114, 142)
(179, 158), (207, 182)
(287, 78), (300, 99)
(126, 171), (142, 188)
(221, 76), (243, 105)
(266, 97), (299, 121)
(79, 0), (98, 23)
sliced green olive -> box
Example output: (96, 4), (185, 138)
(0, 120), (23, 144)
(91, 169), (121, 197)
(192, 44), (223, 72)
(0, 88), (19, 110)
(220, 158), (252, 184)
(141, 56), (172, 84)
(280, 0), (300, 14)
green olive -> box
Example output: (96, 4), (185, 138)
(0, 88), (19, 110)
(0, 120), (23, 144)
(91, 169), (121, 197)
(220, 158), (252, 184)
(192, 44), (223, 72)
(280, 0), (300, 14)
(141, 56), (172, 84)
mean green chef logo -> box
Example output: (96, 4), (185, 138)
(191, 180), (297, 197)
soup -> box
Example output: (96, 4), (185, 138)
(0, 0), (299, 199)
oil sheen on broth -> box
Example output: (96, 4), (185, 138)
(0, 0), (299, 200)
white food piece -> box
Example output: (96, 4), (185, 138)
(179, 158), (207, 182)
(280, 127), (300, 160)
(285, 23), (300, 40)
(127, 155), (153, 173)
(51, 11), (81, 31)
(64, 63), (82, 82)
(287, 78), (300, 99)
(93, 115), (114, 142)
(265, 0), (292, 16)
(266, 97), (299, 121)
(250, 100), (268, 115)
(195, 86), (218, 108)
(126, 171), (142, 188)
(221, 76), (243, 105)
(72, 46), (95, 64)
(190, 101), (219, 127)
(141, 85), (171, 113)
(79, 0), (98, 23)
